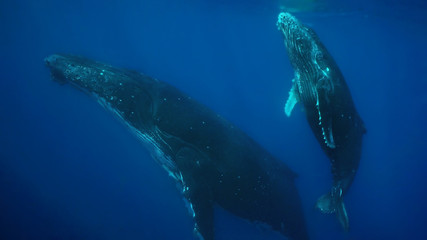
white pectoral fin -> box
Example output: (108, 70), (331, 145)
(284, 83), (299, 117)
(316, 89), (336, 149)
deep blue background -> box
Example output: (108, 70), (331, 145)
(1, 0), (426, 239)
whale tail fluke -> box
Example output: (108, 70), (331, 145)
(316, 189), (349, 231)
(336, 200), (349, 231)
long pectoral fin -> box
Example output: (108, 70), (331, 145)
(284, 82), (300, 117)
(316, 81), (335, 149)
(176, 147), (215, 240)
(188, 192), (214, 240)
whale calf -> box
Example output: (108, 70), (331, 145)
(277, 12), (366, 230)
(45, 54), (308, 240)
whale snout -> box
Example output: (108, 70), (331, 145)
(44, 56), (53, 66)
(44, 54), (61, 67)
(277, 12), (297, 29)
(45, 54), (68, 84)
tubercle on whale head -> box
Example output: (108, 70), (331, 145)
(276, 12), (318, 73)
(45, 54), (88, 85)
(276, 12), (301, 39)
(45, 54), (116, 96)
(277, 12), (318, 45)
(45, 54), (156, 130)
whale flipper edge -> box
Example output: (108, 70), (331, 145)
(285, 81), (300, 117)
(316, 84), (336, 149)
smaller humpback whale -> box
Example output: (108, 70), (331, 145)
(276, 12), (366, 230)
(45, 54), (308, 240)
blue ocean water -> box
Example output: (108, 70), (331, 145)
(1, 0), (426, 239)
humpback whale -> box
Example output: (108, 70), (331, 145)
(45, 54), (308, 240)
(277, 12), (366, 230)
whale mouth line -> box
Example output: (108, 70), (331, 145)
(49, 68), (68, 85)
(45, 56), (68, 85)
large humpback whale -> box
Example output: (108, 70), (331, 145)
(45, 54), (308, 240)
(276, 12), (366, 230)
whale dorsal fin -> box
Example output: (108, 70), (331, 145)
(284, 80), (300, 117)
(316, 77), (335, 148)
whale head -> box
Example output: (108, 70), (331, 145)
(45, 54), (156, 130)
(276, 12), (321, 72)
(277, 12), (309, 48)
(45, 54), (122, 94)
